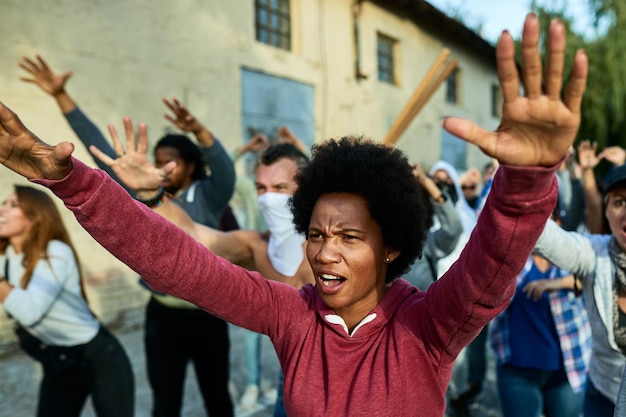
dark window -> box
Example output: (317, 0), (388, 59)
(377, 33), (396, 84)
(255, 0), (291, 50)
(446, 69), (459, 104)
(491, 84), (502, 117)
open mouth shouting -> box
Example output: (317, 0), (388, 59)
(318, 272), (346, 294)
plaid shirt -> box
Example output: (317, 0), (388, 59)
(490, 257), (592, 392)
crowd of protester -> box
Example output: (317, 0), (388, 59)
(3, 12), (626, 417)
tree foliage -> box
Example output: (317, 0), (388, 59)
(524, 0), (626, 152)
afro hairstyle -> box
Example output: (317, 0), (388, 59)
(290, 136), (433, 282)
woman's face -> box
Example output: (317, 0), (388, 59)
(606, 186), (626, 251)
(306, 193), (398, 330)
(0, 193), (33, 251)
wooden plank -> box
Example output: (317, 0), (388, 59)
(382, 49), (457, 146)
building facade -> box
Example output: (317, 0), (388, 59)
(0, 0), (501, 353)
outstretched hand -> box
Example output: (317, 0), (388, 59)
(0, 101), (73, 179)
(442, 15), (588, 167)
(162, 97), (204, 134)
(90, 118), (176, 192)
(276, 126), (308, 153)
(246, 133), (270, 153)
(18, 55), (72, 97)
(577, 140), (600, 170)
(598, 145), (626, 167)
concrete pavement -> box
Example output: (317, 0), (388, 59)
(0, 319), (280, 417)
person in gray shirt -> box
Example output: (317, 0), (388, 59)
(403, 163), (463, 291)
(535, 163), (626, 417)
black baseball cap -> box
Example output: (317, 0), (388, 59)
(605, 164), (626, 194)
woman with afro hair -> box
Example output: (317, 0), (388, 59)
(0, 14), (588, 417)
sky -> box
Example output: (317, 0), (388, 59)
(426, 0), (595, 43)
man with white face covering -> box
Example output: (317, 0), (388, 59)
(254, 145), (309, 280)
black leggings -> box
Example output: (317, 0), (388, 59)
(145, 297), (233, 417)
(36, 326), (134, 417)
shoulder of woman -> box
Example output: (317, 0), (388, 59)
(46, 240), (73, 258)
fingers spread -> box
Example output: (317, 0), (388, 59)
(162, 97), (175, 113)
(137, 123), (148, 155)
(442, 117), (492, 153)
(496, 30), (519, 104)
(543, 19), (566, 99)
(107, 123), (125, 157)
(89, 145), (115, 166)
(36, 55), (50, 71)
(520, 14), (543, 99)
(123, 117), (136, 153)
(0, 102), (30, 137)
(563, 49), (588, 113)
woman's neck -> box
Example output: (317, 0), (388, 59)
(9, 238), (24, 254)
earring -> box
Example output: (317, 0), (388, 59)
(385, 258), (391, 263)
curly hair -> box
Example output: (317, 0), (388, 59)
(156, 134), (207, 181)
(290, 137), (433, 282)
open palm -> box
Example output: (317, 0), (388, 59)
(0, 101), (73, 179)
(443, 15), (587, 167)
(90, 117), (175, 192)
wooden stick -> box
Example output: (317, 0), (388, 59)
(401, 58), (458, 136)
(382, 49), (456, 146)
(382, 49), (450, 145)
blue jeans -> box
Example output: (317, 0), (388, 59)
(583, 377), (615, 417)
(467, 325), (488, 393)
(497, 364), (583, 417)
(244, 329), (262, 386)
(273, 371), (287, 417)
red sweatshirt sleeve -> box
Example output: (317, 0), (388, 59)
(415, 162), (558, 363)
(31, 158), (304, 336)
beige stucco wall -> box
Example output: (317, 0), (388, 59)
(0, 0), (500, 353)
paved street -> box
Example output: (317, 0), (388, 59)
(0, 316), (504, 416)
(0, 319), (280, 417)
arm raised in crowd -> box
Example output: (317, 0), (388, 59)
(19, 55), (76, 113)
(443, 18), (587, 168)
(413, 163), (462, 259)
(92, 119), (308, 282)
(163, 97), (215, 147)
(18, 54), (128, 190)
(163, 97), (236, 213)
(577, 140), (604, 233)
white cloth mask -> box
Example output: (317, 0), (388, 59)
(257, 192), (305, 276)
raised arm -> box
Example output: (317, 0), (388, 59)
(413, 164), (462, 259)
(233, 133), (270, 161)
(577, 140), (604, 233)
(163, 97), (215, 147)
(442, 16), (587, 168)
(276, 126), (309, 155)
(19, 55), (76, 113)
(19, 55), (126, 189)
(163, 97), (236, 213)
(421, 15), (588, 355)
(91, 118), (256, 267)
(599, 145), (626, 168)
(0, 101), (73, 179)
